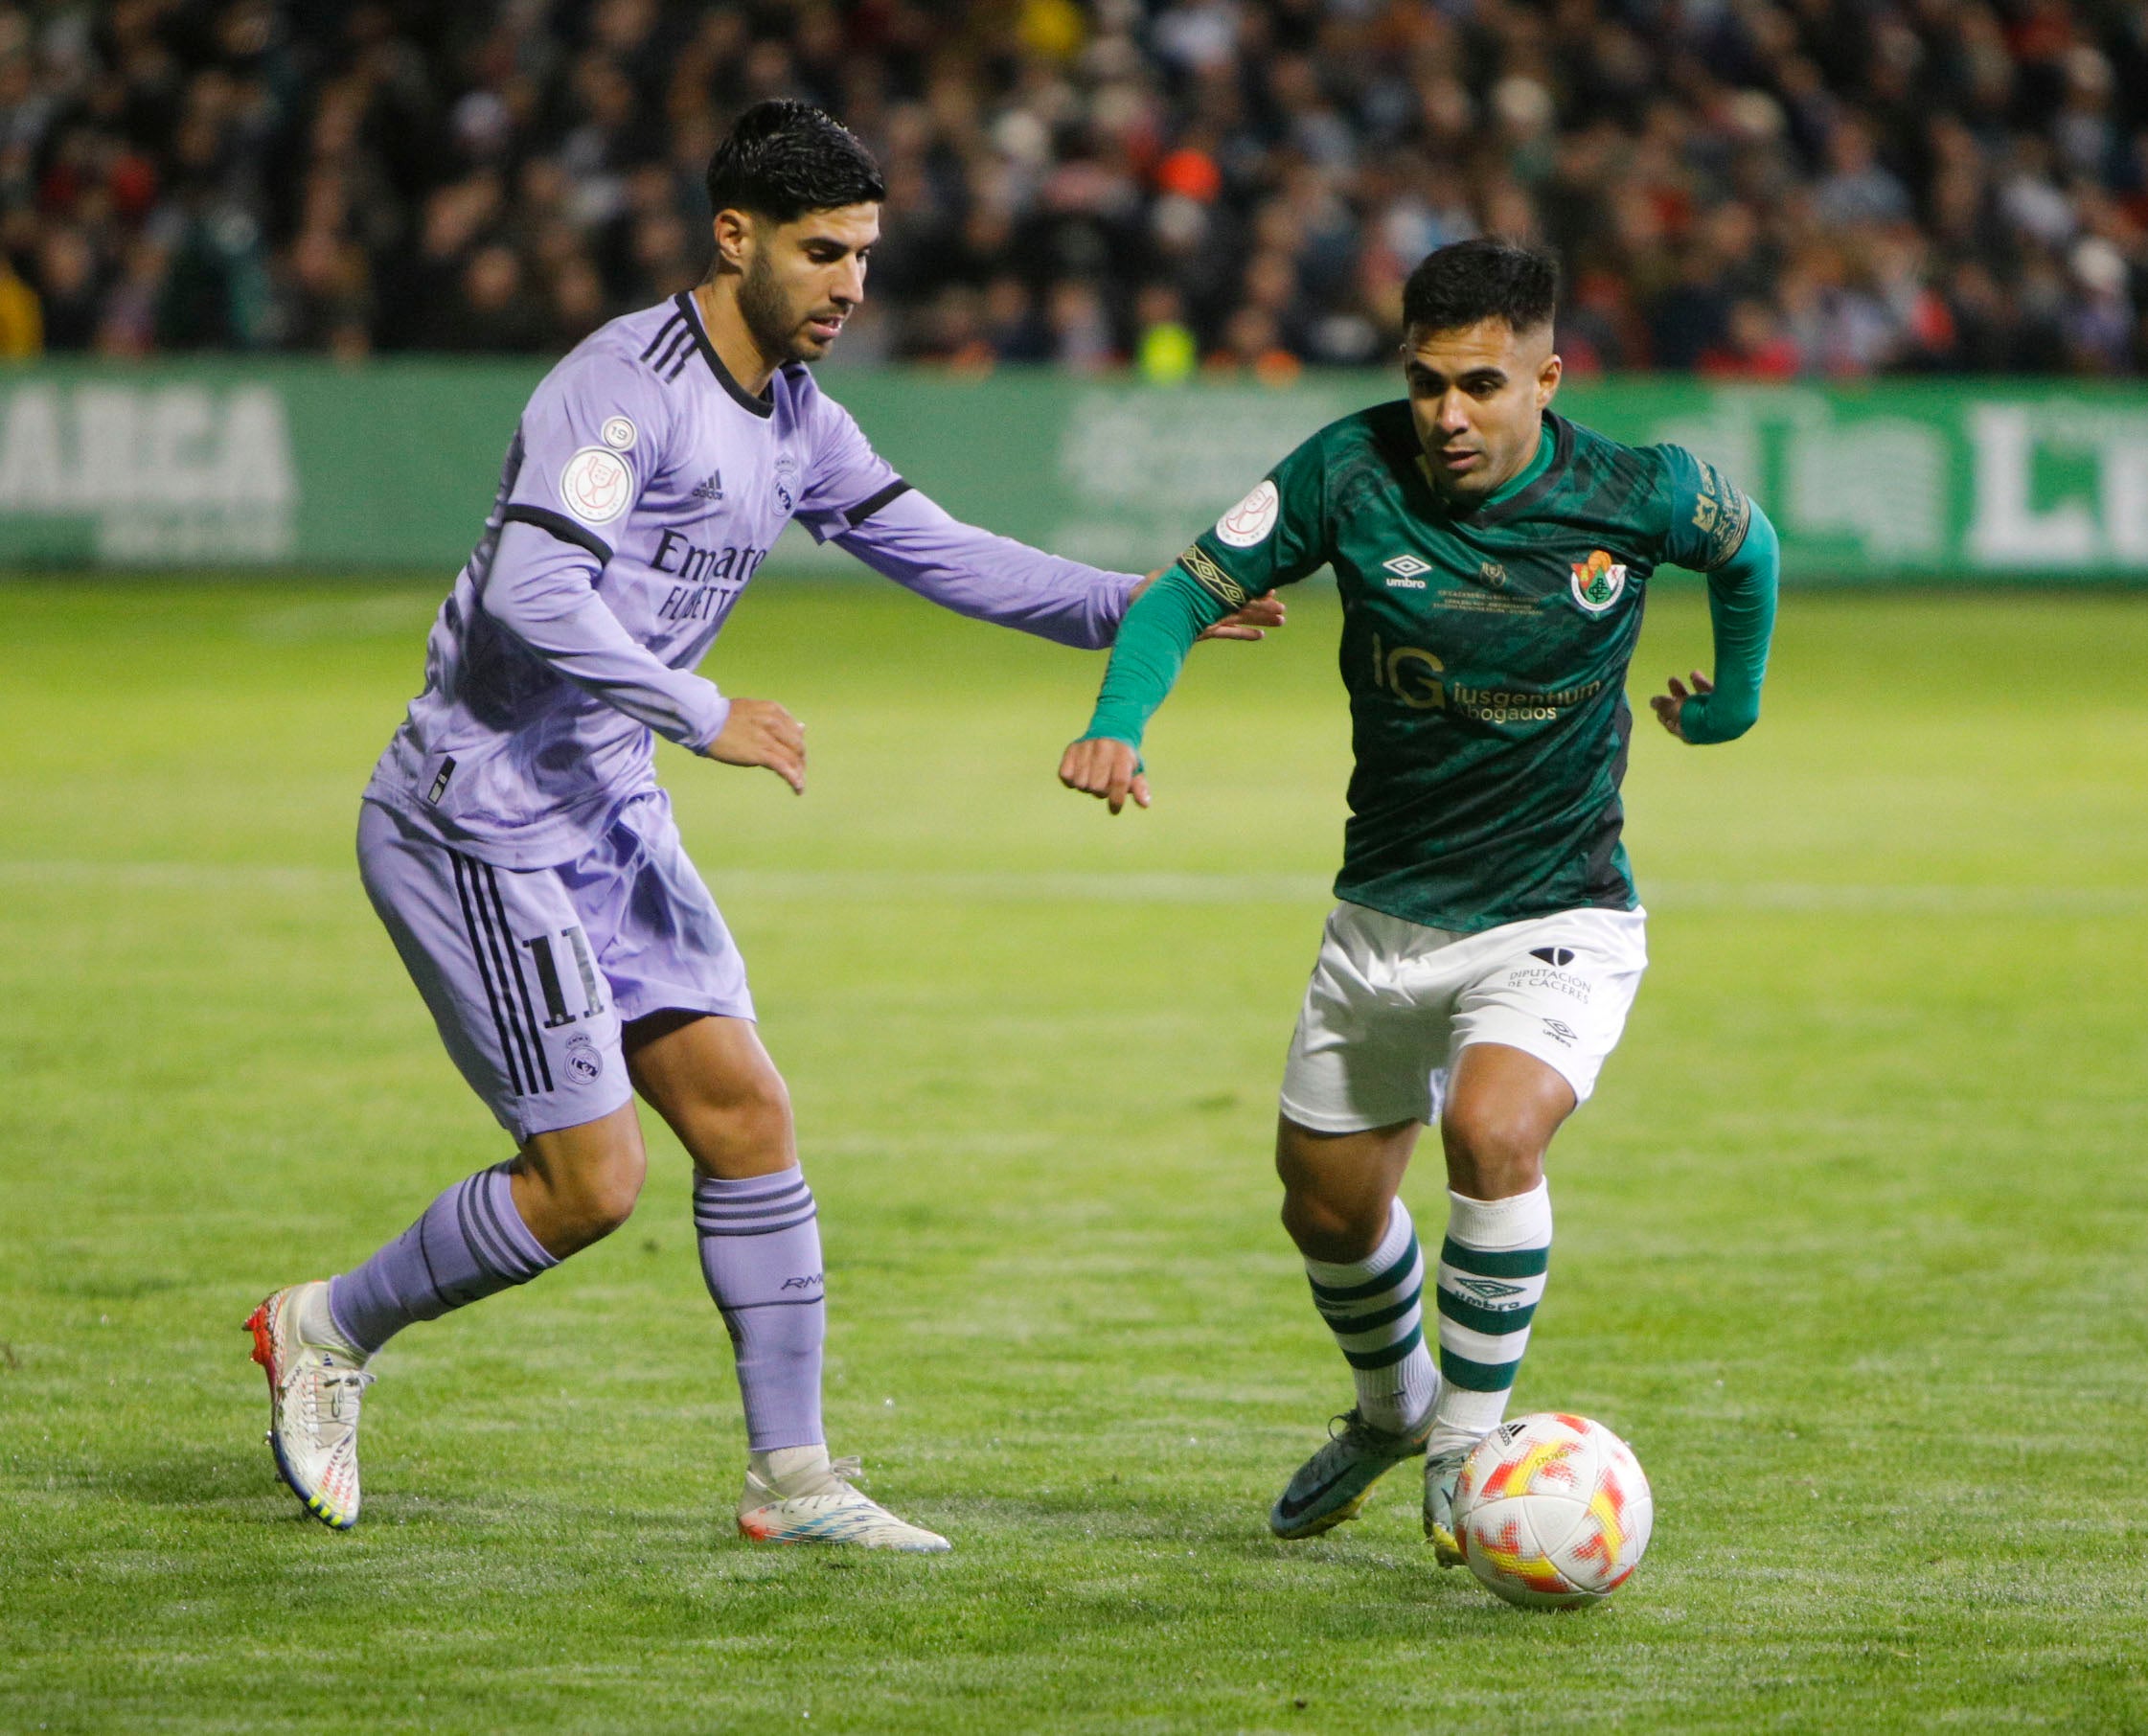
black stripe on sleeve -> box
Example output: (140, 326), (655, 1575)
(500, 504), (613, 565)
(673, 291), (775, 418)
(638, 310), (686, 361)
(842, 478), (913, 529)
(652, 327), (696, 379)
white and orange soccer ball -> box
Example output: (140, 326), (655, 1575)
(1451, 1412), (1653, 1610)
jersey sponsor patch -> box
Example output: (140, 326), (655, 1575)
(561, 445), (634, 525)
(1568, 550), (1627, 615)
(1689, 459), (1751, 568)
(600, 415), (637, 451)
(1179, 545), (1246, 608)
(1215, 478), (1280, 548)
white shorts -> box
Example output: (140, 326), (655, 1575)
(1278, 902), (1648, 1134)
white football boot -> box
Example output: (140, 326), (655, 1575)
(736, 1446), (950, 1552)
(1423, 1446), (1473, 1566)
(1268, 1407), (1434, 1540)
(246, 1282), (374, 1530)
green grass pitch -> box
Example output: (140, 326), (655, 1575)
(3, 575), (2145, 1733)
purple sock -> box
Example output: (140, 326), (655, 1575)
(329, 1161), (558, 1356)
(694, 1171), (825, 1451)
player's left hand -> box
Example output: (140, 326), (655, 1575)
(1198, 593), (1287, 641)
(1650, 670), (1712, 742)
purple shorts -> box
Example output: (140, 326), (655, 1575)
(356, 790), (754, 1144)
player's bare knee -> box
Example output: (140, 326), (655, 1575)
(697, 1071), (794, 1170)
(735, 1067), (794, 1150)
(521, 1141), (645, 1245)
(1281, 1188), (1386, 1264)
(1440, 1108), (1545, 1199)
(580, 1148), (646, 1235)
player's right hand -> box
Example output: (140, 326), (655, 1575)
(705, 698), (806, 794)
(1059, 737), (1149, 814)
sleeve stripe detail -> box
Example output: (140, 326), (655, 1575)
(672, 291), (775, 417)
(1179, 545), (1247, 607)
(842, 478), (913, 528)
(638, 311), (686, 362)
(500, 504), (613, 565)
(1701, 514), (1752, 571)
(651, 328), (695, 380)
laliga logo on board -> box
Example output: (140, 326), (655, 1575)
(561, 445), (633, 525)
(1568, 549), (1627, 614)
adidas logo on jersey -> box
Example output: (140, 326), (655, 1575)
(1382, 553), (1431, 588)
(692, 471), (724, 501)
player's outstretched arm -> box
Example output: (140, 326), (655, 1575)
(796, 389), (1284, 649)
(1650, 502), (1779, 744)
(1060, 562), (1237, 814)
(825, 485), (1152, 648)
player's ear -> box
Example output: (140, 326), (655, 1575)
(711, 207), (752, 275)
(1537, 351), (1563, 406)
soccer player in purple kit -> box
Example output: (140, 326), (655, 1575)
(245, 100), (1277, 1549)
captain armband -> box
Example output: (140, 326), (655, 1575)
(1178, 546), (1247, 609)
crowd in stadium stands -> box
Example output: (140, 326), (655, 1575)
(5, 1), (2148, 376)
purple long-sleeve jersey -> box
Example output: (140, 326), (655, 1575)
(365, 291), (1143, 868)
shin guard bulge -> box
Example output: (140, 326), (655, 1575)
(1303, 1199), (1439, 1434)
(1428, 1181), (1552, 1457)
(694, 1171), (826, 1452)
(328, 1161), (559, 1357)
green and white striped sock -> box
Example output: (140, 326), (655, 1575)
(1303, 1199), (1439, 1436)
(1428, 1181), (1552, 1460)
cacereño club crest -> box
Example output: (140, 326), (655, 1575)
(1568, 549), (1627, 615)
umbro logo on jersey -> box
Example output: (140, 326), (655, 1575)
(691, 470), (723, 501)
(1383, 553), (1431, 588)
(1530, 947), (1575, 967)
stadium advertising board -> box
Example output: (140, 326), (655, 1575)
(2, 363), (2145, 582)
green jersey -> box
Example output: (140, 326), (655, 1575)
(1169, 402), (1753, 933)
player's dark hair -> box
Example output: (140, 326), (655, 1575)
(704, 99), (885, 224)
(1402, 238), (1559, 335)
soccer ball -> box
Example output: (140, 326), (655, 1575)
(1451, 1412), (1653, 1610)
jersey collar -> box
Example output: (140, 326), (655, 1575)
(674, 290), (775, 420)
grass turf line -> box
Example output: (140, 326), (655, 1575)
(1, 579), (2144, 1734)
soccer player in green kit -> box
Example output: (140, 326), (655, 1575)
(1058, 239), (1777, 1563)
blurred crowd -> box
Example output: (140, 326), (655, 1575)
(7, 0), (2148, 377)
